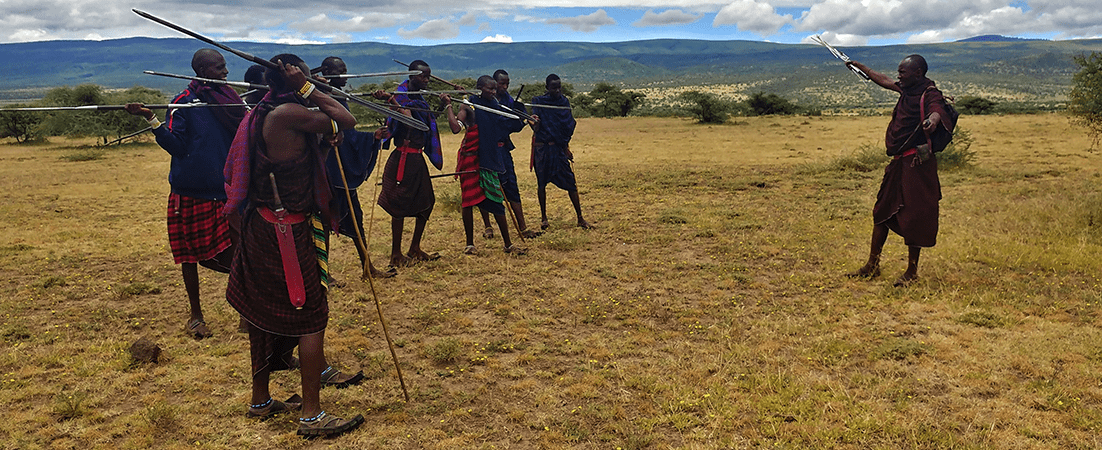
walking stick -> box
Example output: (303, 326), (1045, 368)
(332, 134), (410, 403)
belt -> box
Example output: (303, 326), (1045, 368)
(395, 146), (422, 183)
(894, 148), (917, 160)
(258, 206), (308, 309)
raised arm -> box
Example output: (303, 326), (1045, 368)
(846, 61), (900, 93)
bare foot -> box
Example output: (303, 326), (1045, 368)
(389, 254), (413, 268)
(407, 249), (441, 263)
(578, 220), (596, 230)
(519, 229), (542, 239)
(366, 264), (397, 279)
(846, 264), (881, 279)
(540, 219), (549, 230)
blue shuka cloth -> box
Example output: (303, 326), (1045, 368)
(469, 95), (524, 174)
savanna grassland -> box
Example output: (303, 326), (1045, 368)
(2, 113), (1102, 449)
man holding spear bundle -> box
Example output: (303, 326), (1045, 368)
(124, 48), (245, 339)
(223, 53), (363, 436)
(843, 54), (956, 286)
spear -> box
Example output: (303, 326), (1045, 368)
(392, 59), (468, 90)
(133, 9), (428, 132)
(810, 35), (870, 82)
(2, 103), (249, 111)
(319, 71), (424, 79)
(528, 103), (573, 111)
(460, 99), (520, 119)
(105, 126), (152, 146)
(354, 90), (476, 96)
(144, 70), (268, 90)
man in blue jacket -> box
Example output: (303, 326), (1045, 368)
(126, 48), (246, 339)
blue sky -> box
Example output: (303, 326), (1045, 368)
(1, 1), (1099, 47)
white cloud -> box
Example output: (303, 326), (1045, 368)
(291, 13), (402, 34)
(714, 0), (792, 34)
(546, 9), (617, 33)
(397, 18), (460, 40)
(801, 31), (866, 47)
(633, 9), (702, 27)
(481, 34), (514, 43)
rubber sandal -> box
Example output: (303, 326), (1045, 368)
(320, 366), (365, 389)
(519, 229), (542, 239)
(246, 394), (302, 419)
(297, 411), (364, 437)
(482, 227), (494, 239)
(463, 245), (477, 255)
(503, 245), (527, 255)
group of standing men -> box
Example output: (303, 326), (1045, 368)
(125, 48), (594, 437)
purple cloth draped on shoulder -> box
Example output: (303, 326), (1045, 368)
(223, 90), (334, 229)
(188, 80), (246, 133)
(388, 80), (443, 169)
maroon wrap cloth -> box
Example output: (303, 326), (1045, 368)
(377, 146), (434, 219)
(166, 193), (231, 264)
(885, 78), (953, 156)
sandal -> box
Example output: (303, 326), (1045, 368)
(297, 411), (365, 437)
(246, 394), (302, 419)
(185, 318), (213, 339)
(463, 245), (477, 255)
(519, 229), (542, 239)
(540, 220), (550, 230)
(503, 245), (527, 255)
(320, 366), (365, 389)
(482, 227), (494, 239)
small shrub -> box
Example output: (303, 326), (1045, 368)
(958, 311), (1005, 328)
(425, 337), (464, 364)
(60, 148), (105, 162)
(938, 127), (976, 170)
(53, 392), (88, 421)
(118, 282), (161, 298)
(435, 183), (463, 214)
(144, 400), (179, 433)
(872, 337), (930, 361)
(956, 96), (998, 115)
(36, 275), (67, 289)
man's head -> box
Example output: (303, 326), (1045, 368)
(476, 75), (497, 100)
(545, 73), (562, 99)
(408, 60), (431, 91)
(897, 54), (928, 88)
(243, 65), (266, 85)
(320, 56), (348, 89)
(266, 53), (309, 95)
(192, 49), (228, 80)
(493, 69), (510, 97)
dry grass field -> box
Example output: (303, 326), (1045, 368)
(2, 113), (1101, 449)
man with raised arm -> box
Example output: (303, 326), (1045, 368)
(844, 55), (955, 286)
(530, 74), (594, 230)
(223, 54), (363, 437)
(372, 60), (443, 268)
(316, 56), (395, 279)
(124, 48), (245, 339)
(446, 75), (530, 255)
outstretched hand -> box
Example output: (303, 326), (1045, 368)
(124, 103), (154, 120)
(922, 112), (941, 133)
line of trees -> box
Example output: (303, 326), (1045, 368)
(1, 84), (166, 144)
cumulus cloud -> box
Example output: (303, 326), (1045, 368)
(481, 34), (514, 43)
(546, 9), (617, 33)
(457, 12), (478, 26)
(714, 0), (792, 35)
(633, 9), (701, 27)
(291, 13), (402, 34)
(801, 31), (866, 47)
(397, 18), (460, 40)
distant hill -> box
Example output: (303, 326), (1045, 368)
(957, 35), (1044, 43)
(2, 37), (1100, 108)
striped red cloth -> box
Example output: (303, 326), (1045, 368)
(457, 124), (486, 208)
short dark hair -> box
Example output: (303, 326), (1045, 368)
(493, 69), (509, 81)
(904, 54), (928, 75)
(408, 59), (429, 71)
(476, 75), (494, 89)
(320, 56), (343, 74)
(243, 65), (266, 85)
(191, 48), (221, 75)
(266, 53), (306, 94)
(545, 73), (561, 87)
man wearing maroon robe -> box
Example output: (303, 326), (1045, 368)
(845, 54), (955, 286)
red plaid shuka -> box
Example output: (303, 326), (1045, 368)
(166, 193), (231, 264)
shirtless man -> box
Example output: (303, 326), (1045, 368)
(223, 54), (363, 437)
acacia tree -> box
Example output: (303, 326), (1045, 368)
(39, 85), (165, 144)
(679, 91), (731, 124)
(0, 106), (43, 143)
(1069, 52), (1102, 150)
(576, 83), (644, 118)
